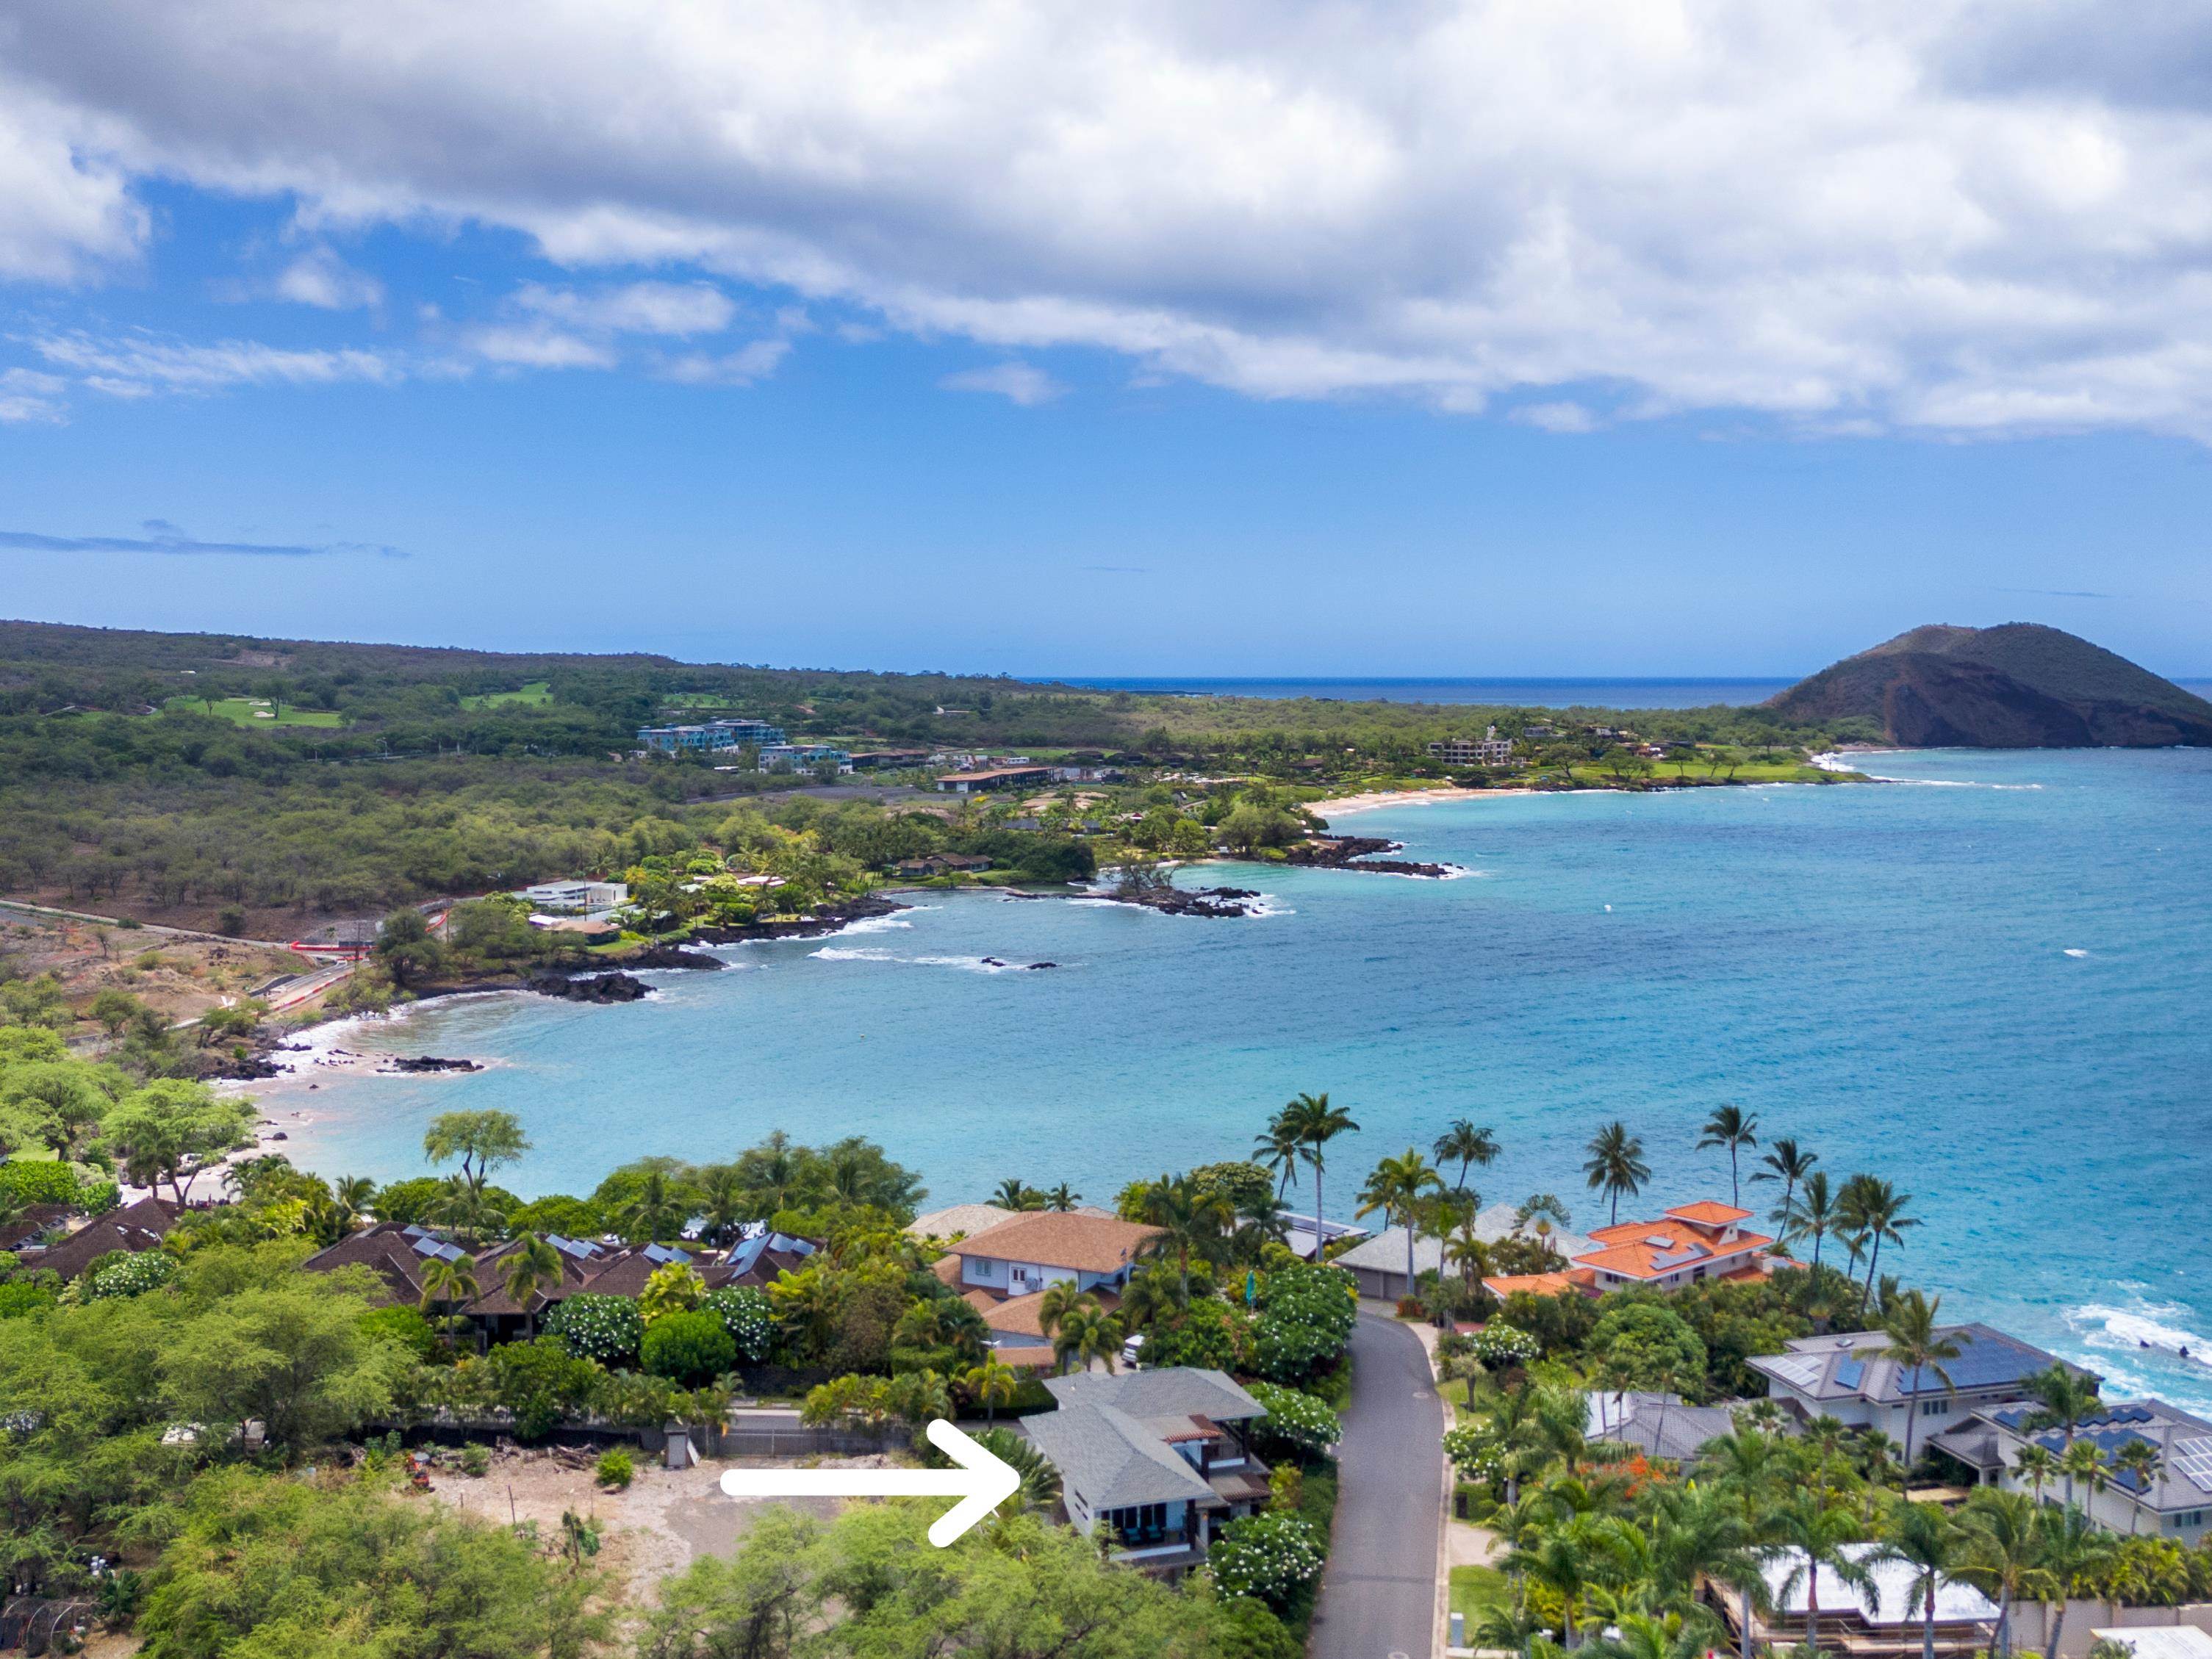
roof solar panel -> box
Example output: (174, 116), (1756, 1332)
(2172, 1436), (2212, 1494)
(1834, 1358), (1866, 1389)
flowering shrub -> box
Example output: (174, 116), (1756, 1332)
(1209, 1512), (1326, 1609)
(702, 1286), (774, 1363)
(84, 1250), (179, 1300)
(1473, 1322), (1540, 1366)
(1443, 1423), (1507, 1483)
(1145, 1297), (1252, 1371)
(545, 1293), (643, 1364)
(1246, 1381), (1342, 1455)
(1251, 1262), (1357, 1381)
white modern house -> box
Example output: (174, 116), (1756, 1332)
(1022, 1367), (1271, 1572)
(1931, 1397), (2212, 1544)
(1747, 1322), (2080, 1444)
(516, 879), (628, 914)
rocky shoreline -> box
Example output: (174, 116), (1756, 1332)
(1286, 835), (1453, 879)
(1096, 882), (1267, 918)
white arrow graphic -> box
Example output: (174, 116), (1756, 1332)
(718, 1417), (1022, 1547)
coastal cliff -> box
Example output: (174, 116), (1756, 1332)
(1767, 622), (2212, 747)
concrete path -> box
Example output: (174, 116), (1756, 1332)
(1310, 1309), (1448, 1659)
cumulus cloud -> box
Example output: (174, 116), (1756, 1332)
(659, 337), (791, 384)
(0, 368), (69, 423)
(0, 519), (403, 556)
(464, 323), (618, 370)
(941, 361), (1065, 406)
(1513, 401), (1601, 434)
(15, 2), (2212, 433)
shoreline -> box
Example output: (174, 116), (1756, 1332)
(1310, 786), (1540, 821)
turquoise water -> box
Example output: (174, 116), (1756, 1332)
(267, 749), (2212, 1410)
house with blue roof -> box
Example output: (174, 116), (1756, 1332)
(1746, 1322), (2087, 1448)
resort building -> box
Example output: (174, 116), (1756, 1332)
(1428, 726), (1515, 766)
(934, 765), (1057, 794)
(1931, 1398), (2212, 1544)
(517, 879), (628, 914)
(636, 717), (787, 754)
(1746, 1322), (2080, 1444)
(1710, 1541), (1999, 1659)
(1022, 1367), (1272, 1572)
(1569, 1201), (1773, 1292)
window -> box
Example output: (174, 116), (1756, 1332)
(1922, 1398), (1948, 1417)
(1107, 1503), (1171, 1544)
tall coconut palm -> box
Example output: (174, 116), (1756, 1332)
(1137, 1171), (1234, 1299)
(2020, 1365), (2104, 1511)
(1281, 1091), (1360, 1250)
(500, 1233), (564, 1337)
(1581, 1122), (1650, 1226)
(1252, 1108), (1305, 1201)
(2108, 1439), (2163, 1533)
(1750, 1137), (1817, 1230)
(1518, 1193), (1573, 1263)
(1042, 1183), (1080, 1212)
(1697, 1105), (1760, 1206)
(1358, 1148), (1446, 1292)
(1784, 1171), (1839, 1271)
(1501, 1516), (1605, 1647)
(2060, 1440), (2110, 1516)
(695, 1165), (750, 1245)
(1880, 1502), (1966, 1659)
(2030, 1507), (2119, 1659)
(417, 1250), (480, 1352)
(1434, 1120), (1501, 1192)
(2012, 1443), (2057, 1507)
(1052, 1301), (1122, 1375)
(1769, 1494), (1876, 1659)
(1956, 1486), (2043, 1658)
(617, 1170), (689, 1244)
(1036, 1281), (1085, 1344)
(331, 1174), (378, 1232)
(1881, 1289), (1964, 1473)
(1836, 1176), (1918, 1309)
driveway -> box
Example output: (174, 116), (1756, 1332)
(1310, 1309), (1447, 1659)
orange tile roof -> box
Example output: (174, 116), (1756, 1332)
(965, 1286), (1121, 1336)
(1483, 1268), (1598, 1300)
(1575, 1214), (1770, 1281)
(931, 1254), (963, 1287)
(953, 1210), (1160, 1273)
(1666, 1201), (1753, 1226)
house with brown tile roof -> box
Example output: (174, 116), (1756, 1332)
(950, 1210), (1158, 1361)
(26, 1196), (184, 1281)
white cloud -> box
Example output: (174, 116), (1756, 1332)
(30, 331), (403, 397)
(464, 323), (618, 369)
(1514, 400), (1600, 434)
(272, 246), (384, 309)
(0, 368), (68, 423)
(940, 361), (1065, 406)
(16, 3), (2212, 434)
(659, 338), (791, 384)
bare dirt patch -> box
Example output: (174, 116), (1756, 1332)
(1, 909), (301, 1032)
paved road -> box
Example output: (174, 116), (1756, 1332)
(1310, 1309), (1446, 1659)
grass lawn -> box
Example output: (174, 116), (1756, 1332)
(1450, 1563), (1511, 1625)
(460, 680), (552, 708)
(163, 696), (344, 728)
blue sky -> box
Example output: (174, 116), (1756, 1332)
(5, 4), (2212, 678)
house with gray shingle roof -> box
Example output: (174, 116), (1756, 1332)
(1931, 1397), (2212, 1544)
(1747, 1322), (2086, 1447)
(1021, 1367), (1272, 1572)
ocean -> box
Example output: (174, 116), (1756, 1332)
(1057, 676), (1798, 707)
(265, 747), (2212, 1411)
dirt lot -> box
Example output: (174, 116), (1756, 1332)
(1, 907), (301, 1034)
(423, 1444), (898, 1603)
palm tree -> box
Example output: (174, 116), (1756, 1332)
(1137, 1172), (1234, 1299)
(991, 1177), (1041, 1211)
(1581, 1122), (1650, 1226)
(417, 1250), (480, 1351)
(1880, 1289), (1963, 1473)
(1235, 1189), (1293, 1256)
(1501, 1517), (1605, 1647)
(2020, 1365), (2103, 1510)
(500, 1233), (564, 1336)
(1052, 1302), (1122, 1375)
(2060, 1439), (2109, 1516)
(695, 1165), (750, 1245)
(1434, 1120), (1501, 1192)
(1252, 1108), (1305, 1201)
(1484, 1383), (1546, 1508)
(2011, 1443), (2057, 1507)
(1697, 1105), (1759, 1206)
(1517, 1193), (1573, 1263)
(1116, 1265), (1179, 1335)
(617, 1170), (688, 1243)
(960, 1357), (1019, 1425)
(1956, 1487), (2042, 1658)
(1750, 1138), (1817, 1231)
(1358, 1148), (1446, 1291)
(1036, 1281), (1085, 1345)
(2107, 1439), (2162, 1533)
(1881, 1502), (1965, 1659)
(1769, 1494), (1877, 1656)
(1281, 1091), (1360, 1251)
(2030, 1507), (2119, 1659)
(331, 1174), (378, 1232)
(1784, 1171), (1839, 1270)
(1836, 1176), (1918, 1309)
(1042, 1183), (1080, 1212)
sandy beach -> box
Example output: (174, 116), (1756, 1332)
(1309, 785), (1539, 822)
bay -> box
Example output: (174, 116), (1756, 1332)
(265, 747), (2212, 1410)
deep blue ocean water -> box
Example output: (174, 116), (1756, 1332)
(268, 748), (2212, 1409)
(1060, 676), (1798, 707)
